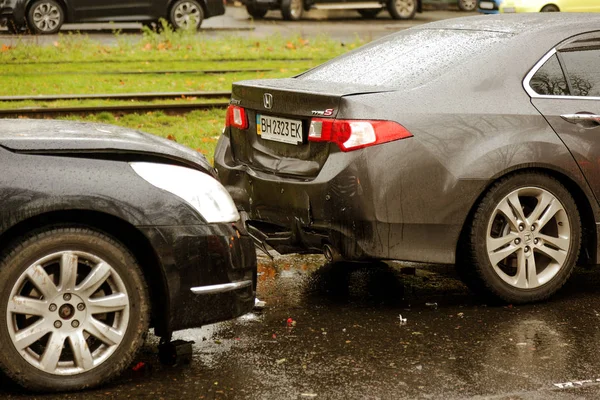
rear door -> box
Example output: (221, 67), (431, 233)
(69, 0), (154, 21)
(528, 32), (600, 202)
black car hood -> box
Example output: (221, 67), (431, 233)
(0, 119), (214, 175)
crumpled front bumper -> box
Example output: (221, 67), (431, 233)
(141, 222), (257, 335)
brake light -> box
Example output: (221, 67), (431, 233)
(308, 118), (412, 151)
(225, 105), (248, 130)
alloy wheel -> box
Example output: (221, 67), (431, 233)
(486, 187), (570, 290)
(394, 0), (415, 18)
(173, 2), (202, 29)
(31, 2), (62, 33)
(6, 250), (129, 375)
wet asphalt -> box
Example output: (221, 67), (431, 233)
(4, 255), (600, 399)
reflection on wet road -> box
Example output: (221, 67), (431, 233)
(4, 255), (600, 399)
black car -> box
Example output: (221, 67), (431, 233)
(243, 0), (421, 21)
(216, 13), (600, 304)
(0, 119), (256, 391)
(0, 0), (224, 34)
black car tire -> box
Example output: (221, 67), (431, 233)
(387, 0), (417, 20)
(246, 4), (268, 18)
(357, 9), (381, 18)
(169, 0), (204, 30)
(281, 0), (303, 20)
(26, 0), (64, 35)
(541, 4), (560, 11)
(459, 172), (581, 304)
(0, 227), (150, 392)
(457, 0), (477, 11)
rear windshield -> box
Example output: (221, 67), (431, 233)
(298, 29), (513, 89)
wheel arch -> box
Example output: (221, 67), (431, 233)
(541, 3), (560, 11)
(0, 209), (171, 337)
(457, 165), (598, 266)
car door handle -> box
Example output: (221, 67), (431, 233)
(560, 113), (600, 128)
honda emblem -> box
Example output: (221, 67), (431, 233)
(263, 93), (273, 109)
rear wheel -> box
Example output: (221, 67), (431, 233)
(458, 172), (580, 304)
(281, 0), (303, 20)
(387, 0), (417, 20)
(457, 0), (476, 11)
(541, 4), (559, 11)
(169, 0), (204, 30)
(357, 8), (381, 18)
(0, 227), (150, 391)
(246, 3), (268, 18)
(26, 0), (64, 34)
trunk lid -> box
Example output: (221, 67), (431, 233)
(229, 78), (390, 178)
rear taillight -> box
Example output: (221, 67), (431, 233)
(225, 105), (248, 130)
(308, 118), (412, 152)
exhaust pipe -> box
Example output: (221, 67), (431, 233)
(323, 244), (343, 263)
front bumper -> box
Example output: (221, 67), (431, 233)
(141, 222), (257, 335)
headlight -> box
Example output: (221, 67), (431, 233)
(130, 162), (239, 224)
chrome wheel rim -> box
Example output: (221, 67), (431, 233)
(394, 0), (415, 17)
(459, 0), (476, 10)
(290, 0), (303, 18)
(6, 251), (130, 375)
(173, 2), (201, 29)
(486, 187), (571, 289)
(32, 2), (61, 32)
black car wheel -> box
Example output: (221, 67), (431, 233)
(281, 0), (303, 20)
(169, 0), (204, 30)
(387, 0), (417, 20)
(357, 9), (381, 18)
(26, 0), (64, 34)
(541, 4), (559, 11)
(246, 4), (268, 18)
(459, 172), (581, 304)
(457, 0), (476, 11)
(0, 227), (149, 391)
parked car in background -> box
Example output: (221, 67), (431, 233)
(477, 0), (501, 12)
(499, 0), (600, 12)
(243, 0), (422, 20)
(216, 13), (600, 305)
(427, 0), (476, 11)
(0, 0), (225, 34)
(0, 120), (256, 391)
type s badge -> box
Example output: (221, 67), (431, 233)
(312, 109), (335, 117)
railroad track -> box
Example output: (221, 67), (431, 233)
(0, 91), (232, 117)
(3, 68), (273, 76)
(0, 101), (230, 118)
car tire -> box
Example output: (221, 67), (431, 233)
(26, 0), (64, 35)
(387, 0), (417, 20)
(0, 226), (150, 391)
(357, 9), (381, 18)
(541, 4), (560, 11)
(169, 0), (204, 30)
(281, 0), (303, 20)
(457, 0), (477, 11)
(458, 172), (581, 304)
(246, 4), (268, 18)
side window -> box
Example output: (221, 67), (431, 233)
(529, 54), (569, 96)
(559, 49), (600, 97)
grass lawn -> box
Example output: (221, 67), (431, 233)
(0, 25), (364, 162)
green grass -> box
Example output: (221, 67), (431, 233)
(0, 25), (365, 160)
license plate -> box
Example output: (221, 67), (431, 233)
(502, 6), (516, 12)
(479, 1), (494, 9)
(256, 114), (303, 145)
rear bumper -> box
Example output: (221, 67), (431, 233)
(215, 131), (474, 265)
(141, 222), (257, 335)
